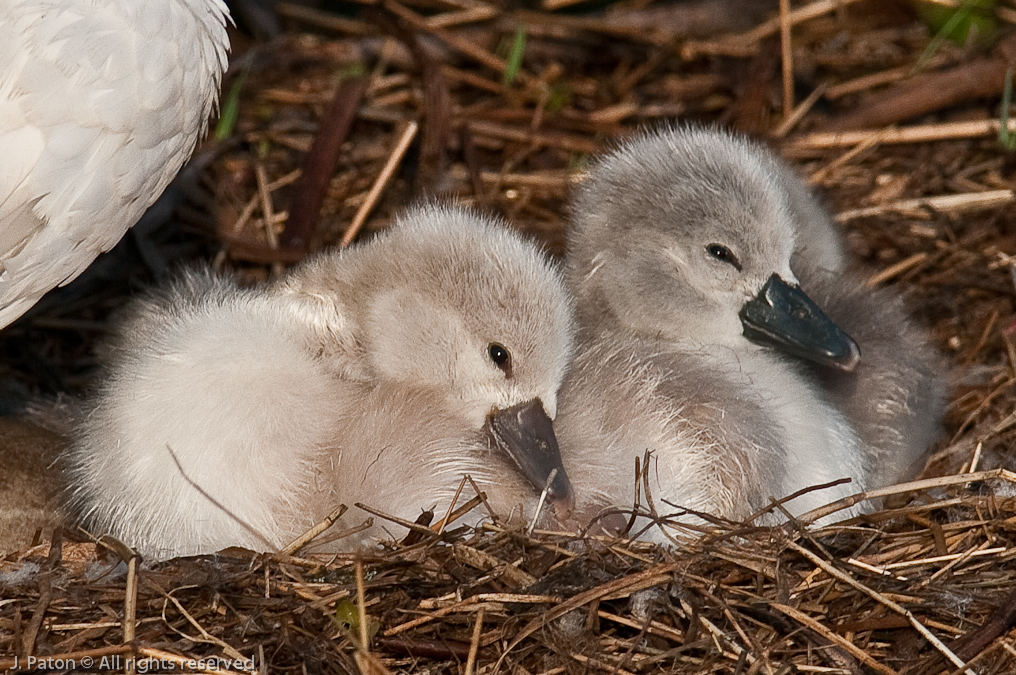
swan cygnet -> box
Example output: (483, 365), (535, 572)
(557, 125), (945, 537)
(68, 205), (575, 560)
(0, 418), (66, 554)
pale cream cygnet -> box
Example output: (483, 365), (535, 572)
(68, 205), (575, 560)
(557, 125), (945, 539)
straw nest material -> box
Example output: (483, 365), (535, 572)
(4, 1), (1016, 672)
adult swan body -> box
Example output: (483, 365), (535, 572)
(0, 0), (231, 326)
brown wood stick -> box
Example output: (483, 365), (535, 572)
(778, 0), (793, 116)
(375, 635), (474, 660)
(21, 530), (61, 658)
(950, 586), (1016, 661)
(340, 120), (418, 247)
(495, 563), (679, 668)
(787, 119), (1016, 151)
(817, 33), (1016, 132)
(371, 7), (452, 195)
(728, 38), (780, 135)
(282, 77), (368, 251)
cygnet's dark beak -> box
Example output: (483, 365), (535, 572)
(487, 399), (575, 516)
(739, 273), (861, 372)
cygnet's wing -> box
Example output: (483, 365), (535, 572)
(802, 267), (947, 483)
(558, 335), (786, 539)
(68, 270), (349, 560)
(0, 418), (65, 554)
(0, 0), (229, 328)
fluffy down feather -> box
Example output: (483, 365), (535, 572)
(68, 205), (575, 559)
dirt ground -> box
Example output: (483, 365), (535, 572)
(3, 0), (1016, 672)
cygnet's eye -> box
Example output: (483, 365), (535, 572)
(488, 343), (513, 378)
(706, 244), (742, 271)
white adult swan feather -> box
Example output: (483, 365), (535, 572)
(0, 0), (230, 327)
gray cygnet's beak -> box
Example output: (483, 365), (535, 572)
(488, 399), (575, 517)
(739, 273), (861, 372)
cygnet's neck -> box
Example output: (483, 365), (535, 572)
(671, 334), (869, 519)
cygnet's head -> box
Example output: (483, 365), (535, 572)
(281, 204), (576, 506)
(568, 124), (859, 371)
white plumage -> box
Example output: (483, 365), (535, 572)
(0, 0), (230, 327)
(68, 205), (575, 560)
(557, 125), (945, 539)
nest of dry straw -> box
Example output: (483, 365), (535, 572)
(3, 478), (1016, 673)
(4, 0), (1016, 671)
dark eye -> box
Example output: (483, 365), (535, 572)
(488, 343), (513, 378)
(706, 244), (742, 271)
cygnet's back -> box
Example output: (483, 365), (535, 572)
(558, 125), (944, 536)
(68, 205), (575, 559)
